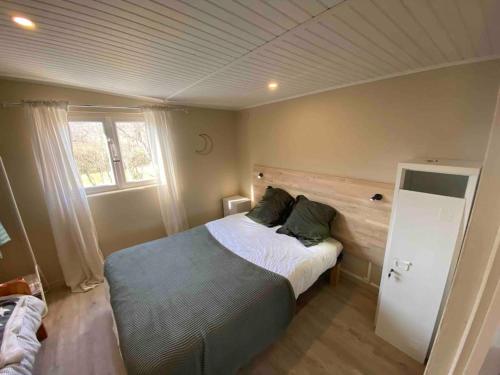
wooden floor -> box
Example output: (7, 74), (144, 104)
(34, 277), (424, 375)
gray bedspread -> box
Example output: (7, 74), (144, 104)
(104, 225), (295, 375)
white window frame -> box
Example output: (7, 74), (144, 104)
(68, 112), (156, 195)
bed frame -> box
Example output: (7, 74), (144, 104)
(0, 279), (47, 341)
(252, 165), (394, 286)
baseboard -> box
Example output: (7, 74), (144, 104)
(46, 279), (67, 292)
(340, 269), (379, 297)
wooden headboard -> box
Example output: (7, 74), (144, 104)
(252, 165), (394, 266)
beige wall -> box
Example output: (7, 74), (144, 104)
(0, 79), (239, 286)
(426, 89), (500, 374)
(87, 186), (164, 258)
(89, 106), (241, 257)
(237, 60), (500, 282)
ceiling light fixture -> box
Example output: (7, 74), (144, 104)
(12, 16), (35, 29)
(268, 82), (278, 90)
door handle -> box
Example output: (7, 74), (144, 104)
(394, 258), (412, 271)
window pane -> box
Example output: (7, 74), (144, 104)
(69, 121), (116, 188)
(115, 121), (155, 183)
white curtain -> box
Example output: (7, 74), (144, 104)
(143, 107), (189, 235)
(25, 101), (103, 292)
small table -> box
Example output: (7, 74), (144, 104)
(222, 195), (251, 216)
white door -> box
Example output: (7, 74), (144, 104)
(376, 189), (465, 363)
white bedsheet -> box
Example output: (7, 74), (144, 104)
(206, 213), (343, 298)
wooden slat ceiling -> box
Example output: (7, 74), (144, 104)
(0, 0), (499, 109)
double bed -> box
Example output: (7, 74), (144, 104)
(105, 164), (393, 375)
(105, 213), (343, 375)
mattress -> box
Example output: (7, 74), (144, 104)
(206, 213), (343, 297)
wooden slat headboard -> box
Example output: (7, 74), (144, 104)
(252, 165), (394, 266)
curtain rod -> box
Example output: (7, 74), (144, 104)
(1, 102), (188, 112)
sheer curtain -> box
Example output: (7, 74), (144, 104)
(144, 107), (189, 235)
(25, 101), (103, 292)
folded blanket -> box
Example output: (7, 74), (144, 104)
(0, 295), (44, 374)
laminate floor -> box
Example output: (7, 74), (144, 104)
(34, 277), (424, 375)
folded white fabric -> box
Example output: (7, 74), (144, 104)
(0, 295), (44, 375)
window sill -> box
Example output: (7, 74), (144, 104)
(86, 183), (157, 197)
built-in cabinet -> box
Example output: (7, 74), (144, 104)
(376, 159), (481, 363)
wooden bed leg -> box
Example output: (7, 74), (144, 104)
(330, 263), (341, 287)
(37, 323), (48, 342)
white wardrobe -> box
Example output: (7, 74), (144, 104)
(376, 159), (481, 363)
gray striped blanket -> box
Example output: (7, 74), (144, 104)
(105, 225), (295, 375)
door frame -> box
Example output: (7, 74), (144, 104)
(454, 225), (500, 373)
(424, 88), (500, 375)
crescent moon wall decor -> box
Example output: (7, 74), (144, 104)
(195, 133), (213, 155)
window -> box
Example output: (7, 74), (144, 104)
(115, 122), (155, 183)
(69, 121), (116, 189)
(69, 115), (156, 194)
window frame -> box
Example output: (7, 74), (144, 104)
(68, 112), (157, 195)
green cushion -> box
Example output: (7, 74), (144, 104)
(277, 195), (336, 246)
(246, 187), (294, 227)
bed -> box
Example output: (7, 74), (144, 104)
(105, 164), (393, 375)
(105, 212), (342, 375)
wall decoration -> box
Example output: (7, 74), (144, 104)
(195, 133), (213, 155)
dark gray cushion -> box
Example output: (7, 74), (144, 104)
(246, 186), (294, 227)
(277, 195), (336, 246)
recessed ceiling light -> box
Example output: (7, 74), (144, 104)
(268, 82), (278, 90)
(12, 16), (35, 29)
